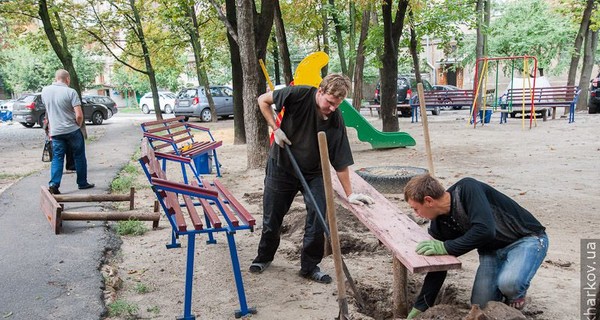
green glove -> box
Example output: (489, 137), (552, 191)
(407, 307), (422, 319)
(416, 239), (448, 256)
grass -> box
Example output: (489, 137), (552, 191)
(107, 300), (139, 319)
(146, 306), (160, 314)
(117, 107), (143, 114)
(110, 174), (135, 193)
(133, 282), (150, 294)
(116, 219), (148, 236)
(0, 173), (22, 179)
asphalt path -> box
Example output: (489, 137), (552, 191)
(0, 112), (154, 319)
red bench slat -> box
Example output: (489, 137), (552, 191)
(182, 195), (203, 230)
(213, 179), (256, 227)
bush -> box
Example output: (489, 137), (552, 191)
(107, 300), (139, 319)
(116, 219), (148, 236)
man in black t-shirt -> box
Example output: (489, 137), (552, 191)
(249, 73), (374, 284)
(403, 174), (548, 318)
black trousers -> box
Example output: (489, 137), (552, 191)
(252, 158), (327, 275)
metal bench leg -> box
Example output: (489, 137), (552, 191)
(166, 230), (181, 249)
(225, 231), (257, 318)
(204, 215), (217, 244)
(212, 150), (222, 177)
(181, 162), (189, 184)
(177, 233), (197, 320)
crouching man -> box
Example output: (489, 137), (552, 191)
(404, 174), (548, 319)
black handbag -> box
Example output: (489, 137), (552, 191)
(42, 138), (53, 162)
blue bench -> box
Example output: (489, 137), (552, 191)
(139, 137), (256, 319)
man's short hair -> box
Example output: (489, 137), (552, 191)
(404, 173), (446, 203)
(319, 73), (351, 99)
(55, 69), (70, 82)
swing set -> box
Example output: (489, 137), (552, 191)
(471, 55), (580, 128)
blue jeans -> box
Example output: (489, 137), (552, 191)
(49, 129), (89, 188)
(252, 158), (327, 275)
(471, 232), (548, 306)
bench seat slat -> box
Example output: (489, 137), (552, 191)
(165, 191), (187, 232)
(331, 169), (461, 274)
(199, 179), (239, 228)
(183, 195), (203, 230)
(213, 179), (256, 227)
(144, 121), (185, 134)
(199, 198), (222, 229)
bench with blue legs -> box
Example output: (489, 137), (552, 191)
(139, 137), (256, 319)
(141, 116), (223, 181)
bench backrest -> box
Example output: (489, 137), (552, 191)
(139, 138), (254, 232)
(502, 86), (579, 104)
(413, 89), (495, 107)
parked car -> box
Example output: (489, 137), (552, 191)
(83, 95), (118, 116)
(139, 91), (177, 114)
(589, 73), (600, 114)
(374, 76), (434, 117)
(12, 93), (114, 128)
(174, 86), (234, 122)
(432, 84), (468, 110)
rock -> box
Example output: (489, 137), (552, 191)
(416, 304), (468, 319)
(464, 304), (488, 320)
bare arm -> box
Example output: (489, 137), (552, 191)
(74, 105), (83, 127)
(257, 91), (278, 129)
(335, 166), (353, 197)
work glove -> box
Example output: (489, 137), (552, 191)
(273, 128), (291, 148)
(416, 239), (448, 256)
(348, 193), (375, 205)
(407, 307), (422, 319)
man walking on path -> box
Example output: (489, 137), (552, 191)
(249, 73), (374, 284)
(42, 69), (94, 194)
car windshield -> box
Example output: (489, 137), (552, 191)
(18, 95), (36, 102)
(165, 93), (176, 98)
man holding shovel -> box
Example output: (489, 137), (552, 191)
(250, 73), (374, 283)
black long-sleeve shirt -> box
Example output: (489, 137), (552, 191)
(413, 178), (545, 311)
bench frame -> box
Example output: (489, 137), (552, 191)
(139, 137), (256, 320)
(141, 116), (223, 180)
(331, 170), (461, 317)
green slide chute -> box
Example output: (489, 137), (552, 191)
(340, 100), (416, 149)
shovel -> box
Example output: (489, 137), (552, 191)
(283, 142), (366, 315)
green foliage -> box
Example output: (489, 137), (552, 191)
(133, 282), (150, 294)
(107, 299), (139, 319)
(146, 306), (160, 314)
(110, 170), (135, 193)
(486, 0), (576, 75)
(116, 219), (149, 236)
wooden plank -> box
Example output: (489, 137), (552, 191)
(213, 179), (255, 227)
(199, 179), (239, 228)
(330, 170), (461, 274)
(199, 198), (222, 228)
(40, 186), (62, 234)
(182, 195), (203, 230)
(165, 191), (187, 232)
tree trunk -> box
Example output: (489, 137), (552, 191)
(236, 0), (273, 169)
(273, 1), (293, 85)
(328, 0), (347, 76)
(408, 11), (421, 84)
(129, 0), (161, 120)
(347, 2), (356, 81)
(188, 4), (217, 122)
(352, 9), (370, 111)
(38, 0), (87, 136)
(271, 34), (281, 85)
(321, 0), (329, 77)
(577, 29), (598, 111)
(567, 0), (595, 87)
(380, 0), (408, 133)
(225, 0), (246, 144)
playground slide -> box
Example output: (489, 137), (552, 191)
(293, 51), (416, 149)
(340, 100), (415, 148)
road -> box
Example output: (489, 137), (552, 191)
(0, 111), (154, 319)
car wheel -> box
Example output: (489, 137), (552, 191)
(38, 113), (46, 128)
(200, 108), (212, 122)
(91, 111), (104, 125)
(142, 105), (150, 114)
(510, 112), (517, 118)
(432, 106), (440, 115)
(589, 103), (598, 114)
(183, 116), (190, 122)
(164, 104), (172, 114)
(453, 106), (463, 110)
(21, 122), (35, 128)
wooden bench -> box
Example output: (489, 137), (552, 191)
(40, 186), (160, 234)
(497, 85), (580, 123)
(409, 89), (496, 123)
(138, 137), (256, 319)
(331, 170), (461, 318)
(141, 116), (223, 180)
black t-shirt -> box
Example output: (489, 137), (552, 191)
(270, 85), (354, 179)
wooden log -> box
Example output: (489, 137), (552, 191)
(392, 258), (408, 318)
(417, 83), (435, 176)
(61, 211), (160, 222)
(40, 186), (62, 234)
(53, 193), (132, 203)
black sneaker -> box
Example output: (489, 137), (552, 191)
(78, 183), (95, 190)
(48, 186), (60, 195)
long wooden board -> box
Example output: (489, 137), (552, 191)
(331, 170), (461, 274)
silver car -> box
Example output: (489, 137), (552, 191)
(174, 86), (234, 122)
